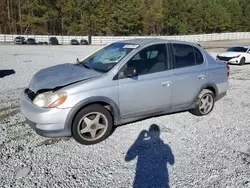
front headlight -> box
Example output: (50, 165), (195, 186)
(232, 55), (240, 59)
(33, 92), (67, 108)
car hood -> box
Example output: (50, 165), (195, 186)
(29, 63), (101, 92)
(217, 52), (245, 57)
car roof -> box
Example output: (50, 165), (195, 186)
(116, 38), (197, 47)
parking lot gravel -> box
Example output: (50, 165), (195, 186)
(0, 44), (249, 188)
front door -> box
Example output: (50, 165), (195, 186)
(118, 43), (173, 119)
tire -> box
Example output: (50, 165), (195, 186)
(240, 57), (245, 66)
(72, 104), (113, 145)
(189, 89), (215, 116)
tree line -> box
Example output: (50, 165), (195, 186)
(0, 0), (250, 36)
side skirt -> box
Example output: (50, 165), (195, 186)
(116, 105), (194, 126)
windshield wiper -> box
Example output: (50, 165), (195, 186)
(82, 63), (92, 70)
(79, 62), (105, 73)
(76, 59), (93, 69)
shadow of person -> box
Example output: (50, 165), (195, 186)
(0, 69), (15, 78)
(125, 124), (174, 188)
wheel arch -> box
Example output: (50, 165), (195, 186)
(64, 96), (121, 133)
(193, 83), (219, 104)
(202, 83), (218, 98)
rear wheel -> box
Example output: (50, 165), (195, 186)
(72, 104), (113, 145)
(189, 89), (215, 116)
(240, 57), (245, 66)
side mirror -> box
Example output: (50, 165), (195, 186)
(123, 67), (137, 77)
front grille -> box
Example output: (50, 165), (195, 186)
(217, 56), (233, 61)
(24, 88), (37, 101)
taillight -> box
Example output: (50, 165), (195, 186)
(226, 64), (230, 77)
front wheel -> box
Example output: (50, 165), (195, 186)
(72, 104), (113, 145)
(189, 89), (215, 116)
(239, 57), (245, 66)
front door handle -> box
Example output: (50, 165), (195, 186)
(161, 81), (171, 87)
(197, 74), (206, 80)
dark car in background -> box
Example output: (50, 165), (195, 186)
(14, 36), (26, 44)
(71, 39), (80, 45)
(26, 38), (37, 45)
(80, 39), (89, 45)
(49, 37), (59, 45)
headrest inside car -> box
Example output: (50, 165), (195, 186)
(139, 50), (148, 59)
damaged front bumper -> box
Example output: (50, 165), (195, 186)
(20, 90), (72, 138)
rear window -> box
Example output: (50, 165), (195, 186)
(172, 43), (204, 69)
(194, 47), (204, 65)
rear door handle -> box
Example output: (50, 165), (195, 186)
(197, 74), (206, 79)
(161, 81), (171, 87)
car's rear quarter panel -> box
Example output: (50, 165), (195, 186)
(205, 51), (229, 96)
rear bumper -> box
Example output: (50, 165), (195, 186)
(216, 92), (227, 101)
(20, 92), (72, 137)
(216, 81), (229, 101)
(217, 81), (229, 95)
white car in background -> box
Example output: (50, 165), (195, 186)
(216, 46), (250, 65)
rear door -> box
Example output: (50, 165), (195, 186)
(117, 43), (173, 118)
(169, 43), (208, 109)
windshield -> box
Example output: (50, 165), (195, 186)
(227, 47), (248, 52)
(80, 43), (139, 73)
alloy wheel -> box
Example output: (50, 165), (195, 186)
(199, 94), (214, 115)
(78, 112), (108, 141)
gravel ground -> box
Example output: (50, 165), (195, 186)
(0, 44), (250, 188)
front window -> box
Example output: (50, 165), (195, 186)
(125, 44), (168, 76)
(80, 43), (139, 73)
(227, 47), (248, 52)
